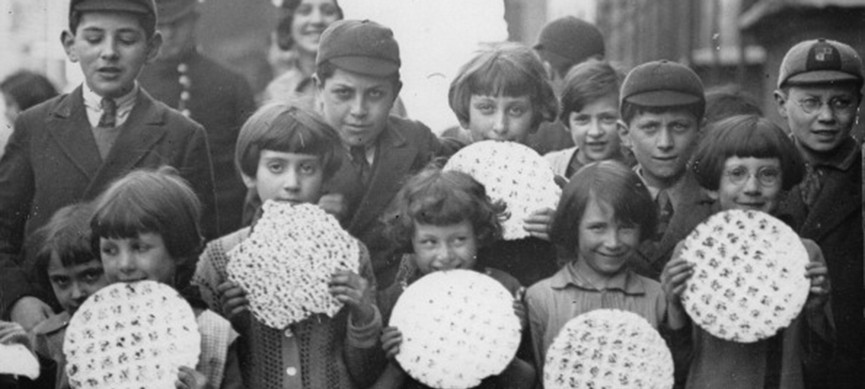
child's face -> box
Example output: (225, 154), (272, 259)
(412, 220), (478, 274)
(576, 197), (640, 278)
(317, 68), (396, 148)
(291, 0), (341, 55)
(776, 84), (859, 153)
(47, 255), (108, 315)
(100, 232), (177, 285)
(467, 94), (535, 144)
(244, 150), (324, 204)
(568, 94), (621, 163)
(709, 157), (782, 214)
(619, 109), (699, 188)
(62, 12), (161, 98)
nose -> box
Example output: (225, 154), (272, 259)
(100, 37), (120, 61)
(309, 7), (325, 24)
(491, 111), (508, 135)
(431, 244), (456, 270)
(587, 120), (605, 138)
(743, 173), (761, 194)
(603, 229), (622, 249)
(281, 168), (300, 192)
(117, 249), (136, 274)
(656, 128), (674, 151)
(70, 282), (86, 300)
(816, 101), (836, 122)
(349, 95), (367, 119)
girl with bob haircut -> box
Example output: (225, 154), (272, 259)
(662, 114), (830, 389)
(376, 165), (536, 388)
(526, 160), (671, 375)
(448, 42), (558, 144)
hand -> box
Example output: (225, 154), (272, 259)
(381, 326), (403, 360)
(176, 366), (208, 389)
(660, 257), (694, 305)
(523, 207), (555, 241)
(553, 175), (568, 189)
(318, 193), (347, 221)
(329, 270), (375, 326)
(216, 281), (249, 321)
(805, 261), (830, 311)
(512, 287), (527, 331)
(0, 321), (30, 350)
(9, 296), (52, 332)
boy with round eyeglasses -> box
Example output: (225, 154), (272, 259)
(774, 38), (863, 389)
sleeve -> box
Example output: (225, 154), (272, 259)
(524, 284), (549, 375)
(192, 241), (226, 315)
(343, 241), (387, 387)
(0, 114), (41, 318)
(218, 341), (245, 389)
(800, 239), (835, 367)
(178, 122), (219, 241)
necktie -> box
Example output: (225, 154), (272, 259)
(800, 163), (823, 207)
(98, 97), (117, 127)
(655, 189), (674, 240)
(350, 146), (371, 186)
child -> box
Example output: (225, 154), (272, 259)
(0, 0), (217, 331)
(544, 58), (626, 180)
(90, 167), (242, 389)
(525, 160), (667, 375)
(374, 167), (534, 389)
(662, 114), (831, 389)
(28, 202), (108, 388)
(193, 103), (384, 389)
(445, 42), (561, 287)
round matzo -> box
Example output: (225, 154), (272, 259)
(227, 201), (360, 329)
(443, 140), (560, 240)
(679, 209), (810, 343)
(390, 269), (521, 389)
(544, 309), (673, 389)
(63, 281), (201, 389)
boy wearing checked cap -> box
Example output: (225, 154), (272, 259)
(0, 0), (217, 333)
(313, 20), (461, 288)
(774, 38), (863, 389)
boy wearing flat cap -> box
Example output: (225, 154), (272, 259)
(617, 60), (713, 280)
(313, 19), (459, 288)
(774, 38), (863, 389)
(0, 0), (217, 334)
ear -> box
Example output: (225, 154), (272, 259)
(706, 188), (719, 201)
(617, 120), (632, 149)
(773, 89), (789, 119)
(144, 31), (163, 64)
(241, 173), (256, 190)
(61, 31), (79, 63)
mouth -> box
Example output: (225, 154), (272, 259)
(118, 277), (146, 283)
(653, 155), (678, 163)
(811, 129), (840, 137)
(97, 67), (122, 79)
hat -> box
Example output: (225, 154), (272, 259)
(316, 19), (400, 77)
(534, 17), (604, 72)
(155, 0), (197, 24)
(70, 0), (157, 17)
(620, 60), (705, 108)
(778, 38), (863, 88)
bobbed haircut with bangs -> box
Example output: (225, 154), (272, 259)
(448, 42), (558, 131)
(690, 114), (805, 191)
(90, 166), (203, 265)
(235, 103), (341, 179)
(550, 160), (657, 253)
(384, 165), (507, 254)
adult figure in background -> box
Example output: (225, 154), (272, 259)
(528, 16), (605, 155)
(139, 0), (256, 233)
(0, 71), (59, 159)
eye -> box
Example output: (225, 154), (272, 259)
(131, 242), (151, 253)
(758, 168), (781, 184)
(726, 166), (748, 182)
(299, 162), (319, 175)
(321, 4), (340, 17)
(333, 88), (352, 99)
(671, 122), (690, 132)
(295, 4), (312, 15)
(117, 32), (140, 45)
(267, 161), (285, 174)
(50, 276), (71, 288)
(572, 114), (591, 125)
(83, 269), (105, 283)
(368, 89), (385, 99)
(474, 103), (494, 114)
(100, 242), (118, 257)
(507, 105), (527, 116)
(599, 114), (619, 125)
(799, 98), (820, 112)
(586, 222), (607, 232)
(831, 97), (854, 110)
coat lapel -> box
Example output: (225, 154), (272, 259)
(799, 165), (860, 241)
(46, 86), (102, 180)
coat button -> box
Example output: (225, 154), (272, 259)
(286, 367), (297, 376)
(284, 329), (292, 338)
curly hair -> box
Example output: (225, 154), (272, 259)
(383, 166), (507, 254)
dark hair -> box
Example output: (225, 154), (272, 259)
(314, 60), (402, 94)
(235, 103), (341, 179)
(34, 202), (98, 290)
(704, 85), (762, 124)
(559, 59), (624, 124)
(690, 114), (805, 191)
(90, 167), (203, 268)
(620, 100), (705, 125)
(384, 166), (507, 254)
(550, 160), (657, 253)
(448, 42), (558, 131)
(69, 10), (156, 39)
(0, 70), (58, 111)
(276, 0), (343, 51)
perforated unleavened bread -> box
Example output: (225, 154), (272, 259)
(443, 140), (560, 240)
(390, 269), (521, 389)
(679, 209), (810, 343)
(0, 344), (40, 380)
(63, 281), (201, 389)
(544, 309), (673, 389)
(227, 201), (360, 329)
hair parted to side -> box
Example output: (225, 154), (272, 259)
(690, 114), (805, 191)
(550, 160), (657, 253)
(34, 202), (99, 289)
(383, 164), (508, 254)
(559, 58), (624, 124)
(90, 166), (204, 266)
(448, 42), (558, 131)
(235, 102), (341, 179)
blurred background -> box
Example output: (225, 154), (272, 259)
(1, 0), (864, 145)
